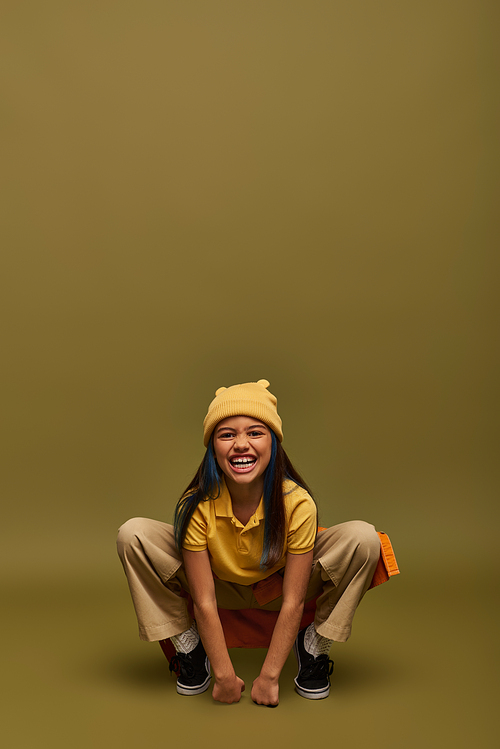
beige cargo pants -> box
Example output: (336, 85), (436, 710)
(117, 517), (380, 644)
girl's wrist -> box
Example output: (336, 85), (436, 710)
(258, 667), (280, 683)
(213, 665), (237, 682)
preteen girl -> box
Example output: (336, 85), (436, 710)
(117, 379), (393, 707)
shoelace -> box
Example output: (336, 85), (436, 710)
(169, 652), (195, 678)
(301, 654), (334, 679)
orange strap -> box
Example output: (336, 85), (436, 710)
(369, 531), (400, 589)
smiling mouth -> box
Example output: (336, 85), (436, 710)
(229, 457), (257, 472)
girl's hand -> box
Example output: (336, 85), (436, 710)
(251, 674), (279, 707)
(212, 675), (245, 704)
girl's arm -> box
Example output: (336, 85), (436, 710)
(251, 549), (314, 706)
(182, 548), (245, 704)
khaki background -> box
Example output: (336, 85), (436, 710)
(1, 1), (498, 747)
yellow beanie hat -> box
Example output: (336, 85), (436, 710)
(203, 379), (283, 446)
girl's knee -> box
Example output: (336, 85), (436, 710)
(343, 520), (380, 559)
(116, 517), (151, 549)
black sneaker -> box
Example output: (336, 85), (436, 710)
(293, 627), (334, 700)
(169, 639), (211, 696)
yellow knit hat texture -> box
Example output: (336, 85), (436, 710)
(203, 379), (283, 446)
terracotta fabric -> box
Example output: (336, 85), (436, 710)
(160, 596), (319, 662)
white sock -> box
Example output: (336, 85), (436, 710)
(170, 621), (200, 654)
(304, 622), (333, 657)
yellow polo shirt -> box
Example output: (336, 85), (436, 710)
(182, 478), (317, 585)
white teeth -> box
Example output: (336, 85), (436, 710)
(231, 457), (256, 465)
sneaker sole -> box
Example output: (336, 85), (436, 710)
(294, 680), (330, 700)
(176, 673), (211, 696)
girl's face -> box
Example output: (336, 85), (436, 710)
(213, 416), (272, 492)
